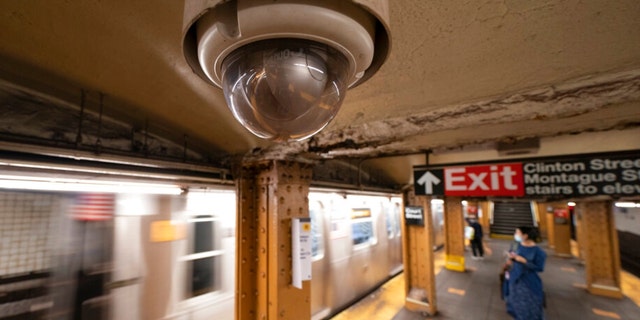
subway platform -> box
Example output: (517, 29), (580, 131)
(332, 239), (640, 320)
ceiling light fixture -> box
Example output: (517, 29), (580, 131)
(615, 202), (640, 208)
(0, 174), (184, 195)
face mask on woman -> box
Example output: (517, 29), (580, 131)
(514, 234), (523, 242)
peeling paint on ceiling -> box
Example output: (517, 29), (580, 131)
(248, 69), (640, 160)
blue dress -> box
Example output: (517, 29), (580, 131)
(505, 245), (547, 320)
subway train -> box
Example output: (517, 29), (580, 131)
(308, 191), (404, 319)
(191, 189), (446, 320)
(0, 186), (446, 319)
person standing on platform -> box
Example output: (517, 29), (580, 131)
(466, 218), (484, 260)
(504, 226), (547, 320)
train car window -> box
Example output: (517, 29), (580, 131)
(431, 200), (444, 232)
(184, 215), (223, 298)
(393, 201), (402, 238)
(385, 206), (394, 239)
(385, 201), (402, 239)
(309, 201), (325, 260)
(351, 208), (376, 247)
(181, 190), (236, 302)
(194, 218), (214, 252)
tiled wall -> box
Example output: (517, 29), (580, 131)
(0, 192), (59, 277)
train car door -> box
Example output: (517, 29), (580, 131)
(310, 198), (330, 319)
(386, 199), (403, 274)
(68, 194), (114, 320)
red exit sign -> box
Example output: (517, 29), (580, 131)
(414, 151), (640, 197)
(444, 163), (524, 196)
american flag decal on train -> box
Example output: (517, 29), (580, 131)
(71, 193), (115, 221)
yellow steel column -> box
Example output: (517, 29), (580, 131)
(402, 189), (437, 315)
(574, 208), (585, 260)
(443, 196), (465, 272)
(236, 160), (313, 320)
(550, 202), (572, 257)
(544, 203), (556, 249)
(478, 201), (491, 237)
(534, 202), (547, 240)
(577, 200), (623, 299)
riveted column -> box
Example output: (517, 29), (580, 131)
(402, 189), (437, 315)
(577, 200), (623, 299)
(443, 196), (465, 272)
(236, 160), (313, 320)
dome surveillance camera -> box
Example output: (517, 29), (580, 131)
(222, 39), (350, 140)
(182, 0), (390, 141)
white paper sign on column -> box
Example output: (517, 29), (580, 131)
(292, 217), (312, 289)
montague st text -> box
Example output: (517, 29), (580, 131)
(523, 158), (640, 196)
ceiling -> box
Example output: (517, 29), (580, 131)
(0, 0), (639, 187)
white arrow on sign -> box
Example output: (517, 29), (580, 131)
(417, 171), (441, 194)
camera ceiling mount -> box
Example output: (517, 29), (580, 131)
(182, 0), (390, 141)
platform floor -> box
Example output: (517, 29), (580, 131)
(332, 239), (640, 320)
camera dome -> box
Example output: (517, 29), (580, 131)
(222, 39), (349, 141)
(182, 0), (391, 141)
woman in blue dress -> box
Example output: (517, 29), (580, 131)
(504, 226), (547, 320)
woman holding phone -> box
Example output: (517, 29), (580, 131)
(504, 226), (547, 320)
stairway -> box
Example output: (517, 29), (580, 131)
(619, 230), (640, 278)
(490, 201), (535, 235)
